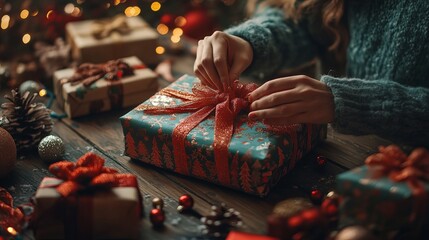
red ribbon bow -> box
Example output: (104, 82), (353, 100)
(0, 187), (24, 233)
(137, 80), (258, 185)
(365, 145), (429, 194)
(49, 152), (138, 197)
(365, 145), (429, 221)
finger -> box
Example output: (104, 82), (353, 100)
(212, 37), (230, 91)
(201, 38), (223, 91)
(249, 75), (308, 102)
(250, 90), (301, 111)
(248, 101), (306, 119)
(195, 40), (217, 89)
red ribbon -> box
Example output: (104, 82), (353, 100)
(0, 187), (24, 233)
(48, 152), (139, 197)
(365, 145), (429, 221)
(137, 80), (258, 185)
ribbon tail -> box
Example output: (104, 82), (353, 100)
(214, 99), (234, 185)
(173, 105), (215, 175)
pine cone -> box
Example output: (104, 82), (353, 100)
(201, 203), (243, 238)
(0, 89), (53, 152)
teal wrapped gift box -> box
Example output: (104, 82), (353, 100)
(337, 165), (429, 236)
(120, 75), (326, 196)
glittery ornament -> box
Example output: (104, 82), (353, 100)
(201, 203), (242, 238)
(0, 128), (16, 178)
(38, 135), (65, 163)
(177, 194), (194, 212)
(149, 208), (165, 227)
(310, 189), (323, 205)
(334, 226), (377, 240)
(152, 197), (164, 210)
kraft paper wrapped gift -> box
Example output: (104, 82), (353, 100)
(66, 15), (159, 64)
(53, 56), (158, 118)
(33, 153), (142, 239)
(120, 75), (326, 196)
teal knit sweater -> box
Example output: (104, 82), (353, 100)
(226, 0), (429, 147)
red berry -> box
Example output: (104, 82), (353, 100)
(316, 155), (327, 167)
(310, 189), (323, 204)
(321, 198), (339, 219)
(178, 194), (194, 211)
(150, 208), (165, 227)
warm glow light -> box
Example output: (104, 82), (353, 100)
(155, 46), (165, 55)
(1, 15), (10, 30)
(46, 10), (53, 19)
(124, 6), (140, 17)
(7, 227), (17, 236)
(114, 0), (121, 6)
(151, 2), (161, 12)
(105, 3), (111, 8)
(71, 7), (82, 17)
(22, 33), (31, 44)
(175, 16), (187, 27)
(171, 35), (180, 43)
(156, 24), (168, 35)
(77, 0), (85, 4)
(64, 3), (75, 14)
(20, 9), (29, 19)
(39, 89), (47, 97)
(32, 10), (39, 16)
(172, 28), (183, 36)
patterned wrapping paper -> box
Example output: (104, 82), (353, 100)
(53, 56), (158, 118)
(66, 16), (159, 64)
(34, 177), (141, 240)
(336, 165), (429, 234)
(120, 75), (326, 196)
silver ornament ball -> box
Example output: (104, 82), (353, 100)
(38, 135), (65, 163)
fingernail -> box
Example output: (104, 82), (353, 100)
(248, 112), (256, 119)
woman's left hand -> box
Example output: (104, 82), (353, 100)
(248, 75), (335, 125)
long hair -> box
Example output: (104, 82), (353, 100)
(252, 0), (348, 64)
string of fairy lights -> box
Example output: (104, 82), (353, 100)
(0, 0), (190, 54)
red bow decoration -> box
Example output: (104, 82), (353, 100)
(137, 80), (258, 185)
(48, 152), (138, 197)
(0, 187), (24, 233)
(365, 145), (429, 221)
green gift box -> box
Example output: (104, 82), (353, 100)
(120, 75), (326, 196)
(337, 165), (429, 236)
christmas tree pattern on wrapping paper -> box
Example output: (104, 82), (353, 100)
(151, 137), (163, 167)
(162, 143), (175, 170)
(230, 152), (240, 189)
(239, 161), (252, 193)
(137, 141), (149, 162)
(190, 149), (207, 179)
(125, 132), (138, 158)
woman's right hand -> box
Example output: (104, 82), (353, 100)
(194, 31), (253, 91)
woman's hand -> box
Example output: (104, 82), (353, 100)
(248, 75), (335, 125)
(194, 31), (253, 91)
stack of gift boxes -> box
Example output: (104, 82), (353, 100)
(53, 15), (160, 118)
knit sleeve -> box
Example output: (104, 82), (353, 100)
(225, 7), (318, 80)
(321, 75), (429, 147)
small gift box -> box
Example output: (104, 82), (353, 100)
(66, 15), (159, 64)
(53, 56), (158, 118)
(120, 75), (326, 196)
(33, 152), (143, 240)
(336, 145), (429, 238)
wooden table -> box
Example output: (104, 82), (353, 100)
(0, 54), (392, 239)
